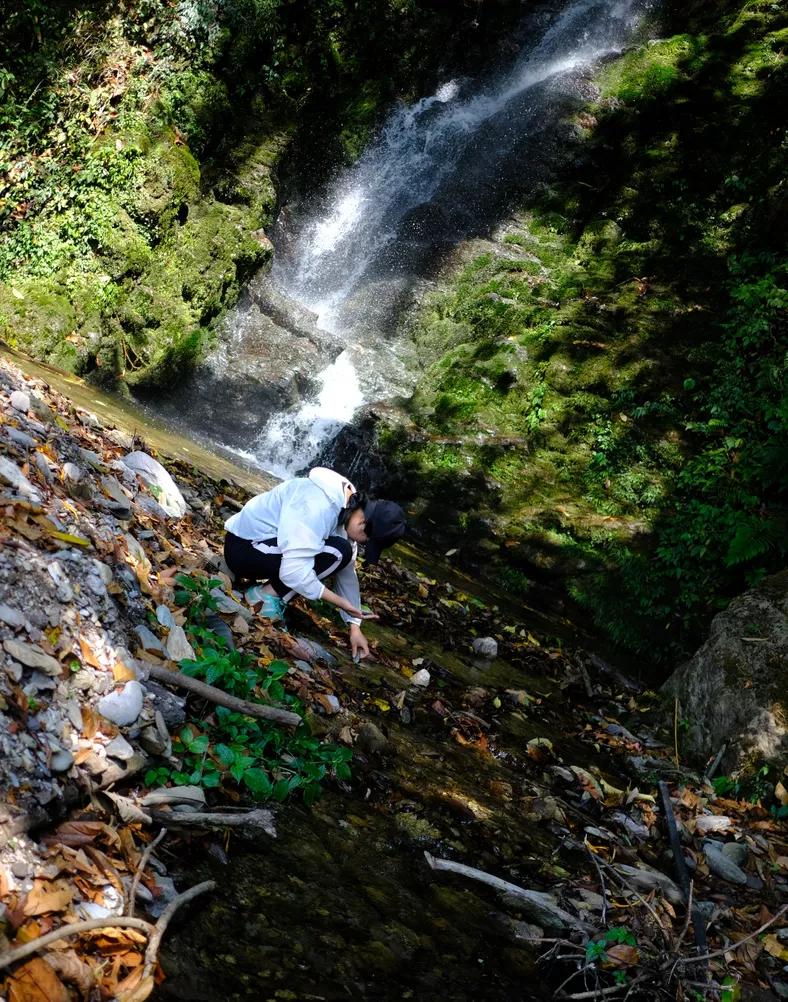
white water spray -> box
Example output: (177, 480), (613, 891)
(253, 0), (650, 475)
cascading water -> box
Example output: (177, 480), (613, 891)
(146, 0), (652, 478)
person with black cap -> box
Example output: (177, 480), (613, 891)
(223, 467), (406, 660)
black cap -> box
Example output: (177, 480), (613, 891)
(362, 499), (406, 564)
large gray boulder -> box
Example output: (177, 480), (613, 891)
(663, 569), (788, 773)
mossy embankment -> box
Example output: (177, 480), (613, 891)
(369, 0), (787, 665)
(0, 0), (523, 390)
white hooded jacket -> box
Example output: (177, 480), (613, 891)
(224, 468), (362, 625)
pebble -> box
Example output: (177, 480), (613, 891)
(98, 681), (144, 726)
(156, 605), (176, 629)
(105, 734), (136, 762)
(0, 604), (25, 629)
(34, 452), (54, 483)
(11, 860), (28, 879)
(6, 428), (37, 450)
(472, 636), (498, 659)
(133, 624), (164, 654)
(356, 722), (389, 756)
(50, 748), (74, 773)
(62, 461), (83, 483)
(3, 638), (62, 676)
(703, 841), (748, 885)
(0, 455), (41, 501)
(10, 390), (30, 412)
(165, 625), (195, 662)
(721, 841), (748, 867)
(410, 668), (431, 687)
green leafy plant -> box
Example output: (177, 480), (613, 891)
(147, 574), (352, 805)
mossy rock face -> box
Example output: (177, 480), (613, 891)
(0, 279), (79, 371)
(92, 206), (153, 279)
(117, 199), (272, 389)
(129, 132), (200, 233)
(595, 34), (698, 103)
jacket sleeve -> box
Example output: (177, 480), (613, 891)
(334, 556), (362, 626)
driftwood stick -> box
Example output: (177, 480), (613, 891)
(585, 844), (608, 927)
(142, 880), (216, 979)
(145, 665), (301, 727)
(147, 808), (276, 837)
(129, 828), (167, 918)
(0, 918), (154, 969)
(423, 852), (588, 931)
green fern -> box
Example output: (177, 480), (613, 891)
(725, 515), (788, 567)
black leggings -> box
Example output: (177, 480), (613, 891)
(224, 532), (353, 602)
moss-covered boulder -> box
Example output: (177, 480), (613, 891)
(663, 569), (788, 773)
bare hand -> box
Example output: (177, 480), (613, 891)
(349, 625), (370, 660)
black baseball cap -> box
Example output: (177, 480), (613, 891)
(362, 499), (407, 564)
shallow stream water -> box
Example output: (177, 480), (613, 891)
(154, 552), (623, 1001)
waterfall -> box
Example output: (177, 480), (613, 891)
(255, 0), (649, 476)
(145, 0), (651, 477)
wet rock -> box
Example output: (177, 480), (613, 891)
(703, 841), (748, 885)
(98, 681), (144, 726)
(139, 711), (172, 757)
(123, 451), (188, 517)
(203, 613), (235, 650)
(3, 639), (61, 676)
(135, 494), (171, 521)
(472, 637), (498, 658)
(165, 625), (195, 662)
(10, 390), (30, 413)
(210, 588), (253, 620)
(356, 722), (389, 756)
(143, 681), (187, 727)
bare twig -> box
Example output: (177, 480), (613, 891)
(585, 843), (608, 927)
(0, 918), (154, 969)
(557, 973), (652, 1000)
(145, 665), (301, 727)
(142, 880), (215, 979)
(128, 828), (167, 918)
(675, 904), (787, 967)
(703, 744), (727, 784)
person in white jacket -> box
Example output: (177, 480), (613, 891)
(223, 467), (406, 660)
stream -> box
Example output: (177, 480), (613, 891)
(155, 549), (629, 1001)
(144, 0), (652, 479)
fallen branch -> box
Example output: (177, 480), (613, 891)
(145, 665), (301, 727)
(424, 852), (589, 931)
(142, 880), (215, 979)
(0, 918), (154, 969)
(129, 828), (167, 918)
(147, 808), (276, 837)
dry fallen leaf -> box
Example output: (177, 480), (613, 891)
(43, 952), (96, 995)
(6, 957), (70, 1002)
(763, 934), (788, 962)
(22, 880), (72, 917)
(603, 943), (640, 968)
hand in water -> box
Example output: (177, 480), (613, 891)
(349, 625), (370, 661)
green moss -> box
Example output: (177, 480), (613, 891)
(596, 35), (699, 103)
(129, 131), (200, 233)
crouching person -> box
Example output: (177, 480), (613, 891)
(223, 467), (406, 661)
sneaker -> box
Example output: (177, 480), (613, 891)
(245, 586), (286, 621)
